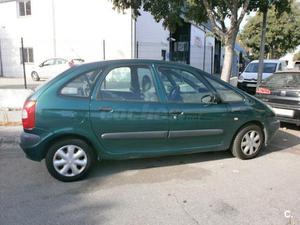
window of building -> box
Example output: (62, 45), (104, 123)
(18, 0), (31, 17)
(20, 48), (34, 64)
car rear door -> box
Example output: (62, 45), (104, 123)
(89, 63), (169, 156)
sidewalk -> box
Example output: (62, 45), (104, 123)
(0, 77), (43, 125)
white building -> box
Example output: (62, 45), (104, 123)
(0, 0), (218, 78)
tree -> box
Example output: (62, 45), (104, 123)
(240, 2), (300, 59)
(294, 51), (300, 61)
(111, 0), (251, 82)
(248, 0), (292, 86)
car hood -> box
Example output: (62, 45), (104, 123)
(242, 72), (273, 80)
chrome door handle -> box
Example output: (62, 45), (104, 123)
(99, 107), (113, 112)
(170, 111), (184, 115)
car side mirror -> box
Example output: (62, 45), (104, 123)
(39, 63), (43, 67)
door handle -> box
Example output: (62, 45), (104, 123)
(170, 111), (184, 115)
(99, 107), (114, 112)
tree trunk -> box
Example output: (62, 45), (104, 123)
(221, 35), (236, 82)
(257, 9), (268, 87)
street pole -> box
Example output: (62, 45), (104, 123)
(21, 37), (27, 89)
(103, 39), (106, 60)
(257, 8), (268, 88)
(0, 39), (3, 77)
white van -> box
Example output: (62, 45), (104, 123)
(237, 59), (287, 94)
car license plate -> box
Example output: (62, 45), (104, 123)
(272, 108), (294, 117)
(246, 83), (257, 87)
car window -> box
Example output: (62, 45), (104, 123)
(277, 63), (282, 71)
(56, 59), (67, 65)
(264, 73), (300, 88)
(43, 59), (55, 66)
(205, 76), (244, 102)
(245, 63), (277, 73)
(157, 67), (213, 104)
(98, 66), (158, 102)
(60, 69), (101, 97)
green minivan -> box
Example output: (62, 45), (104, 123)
(20, 60), (279, 181)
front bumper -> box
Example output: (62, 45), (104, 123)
(20, 132), (47, 161)
(264, 119), (280, 146)
(237, 82), (257, 94)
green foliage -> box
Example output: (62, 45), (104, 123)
(240, 3), (300, 59)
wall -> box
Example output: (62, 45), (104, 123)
(0, 0), (133, 77)
(189, 24), (215, 73)
(136, 11), (169, 60)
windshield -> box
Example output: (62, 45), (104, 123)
(245, 63), (277, 73)
(263, 73), (300, 88)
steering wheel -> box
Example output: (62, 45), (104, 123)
(168, 85), (182, 102)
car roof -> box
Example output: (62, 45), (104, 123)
(250, 59), (284, 64)
(80, 59), (199, 69)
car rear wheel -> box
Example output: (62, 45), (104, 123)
(45, 139), (95, 182)
(31, 71), (40, 81)
(231, 124), (264, 159)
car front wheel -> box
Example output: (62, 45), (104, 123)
(45, 139), (95, 182)
(231, 124), (264, 159)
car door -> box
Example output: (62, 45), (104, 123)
(90, 63), (169, 156)
(156, 65), (234, 153)
(39, 59), (56, 79)
(53, 58), (69, 76)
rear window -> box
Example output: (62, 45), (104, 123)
(245, 63), (277, 73)
(60, 69), (101, 97)
(263, 73), (300, 88)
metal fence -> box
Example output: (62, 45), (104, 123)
(0, 38), (216, 78)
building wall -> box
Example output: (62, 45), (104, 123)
(0, 0), (133, 77)
(189, 24), (215, 73)
(136, 11), (169, 60)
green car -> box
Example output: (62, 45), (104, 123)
(20, 59), (279, 181)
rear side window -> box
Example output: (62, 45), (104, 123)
(205, 77), (244, 102)
(98, 66), (159, 102)
(60, 69), (101, 97)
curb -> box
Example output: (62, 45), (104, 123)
(0, 136), (20, 145)
(0, 110), (22, 126)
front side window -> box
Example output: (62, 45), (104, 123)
(18, 0), (31, 16)
(98, 66), (158, 102)
(158, 67), (213, 104)
(205, 76), (244, 102)
(61, 69), (101, 97)
(20, 47), (33, 63)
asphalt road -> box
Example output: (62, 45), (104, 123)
(0, 125), (299, 225)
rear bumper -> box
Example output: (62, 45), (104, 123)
(264, 103), (300, 126)
(20, 132), (47, 161)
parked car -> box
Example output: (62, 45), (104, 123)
(237, 60), (287, 94)
(31, 58), (84, 81)
(256, 71), (300, 126)
(20, 59), (279, 181)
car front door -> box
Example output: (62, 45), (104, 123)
(90, 64), (169, 156)
(39, 59), (56, 79)
(156, 66), (233, 153)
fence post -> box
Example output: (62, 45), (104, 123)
(136, 41), (139, 59)
(0, 39), (3, 77)
(103, 39), (106, 60)
(211, 46), (214, 75)
(21, 37), (27, 89)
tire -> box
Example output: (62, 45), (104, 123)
(31, 71), (40, 81)
(45, 138), (95, 182)
(231, 124), (264, 160)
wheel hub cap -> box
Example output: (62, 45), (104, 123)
(241, 130), (261, 156)
(53, 145), (87, 177)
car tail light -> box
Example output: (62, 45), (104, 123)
(22, 100), (36, 130)
(256, 87), (271, 95)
